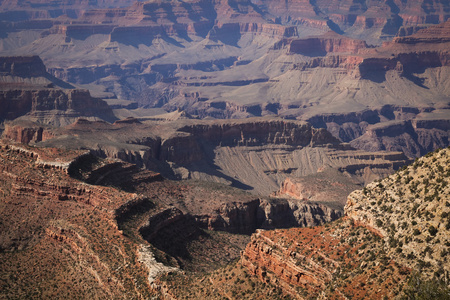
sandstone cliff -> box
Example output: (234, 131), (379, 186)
(0, 88), (116, 126)
(13, 117), (410, 197)
(0, 56), (47, 77)
(350, 118), (450, 158)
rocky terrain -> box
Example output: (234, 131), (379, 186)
(0, 126), (448, 299)
(0, 1), (449, 158)
(3, 117), (410, 198)
(0, 56), (117, 127)
(0, 1), (449, 299)
(162, 147), (450, 299)
(0, 141), (155, 299)
(0, 137), (347, 298)
(241, 147), (450, 298)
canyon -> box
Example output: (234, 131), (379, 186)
(1, 4), (449, 157)
(163, 147), (450, 299)
(3, 117), (411, 197)
(0, 138), (344, 296)
(239, 147), (450, 299)
(0, 1), (450, 299)
(1, 135), (448, 299)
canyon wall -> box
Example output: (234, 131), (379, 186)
(239, 147), (450, 298)
(0, 88), (116, 125)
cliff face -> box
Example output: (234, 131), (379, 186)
(287, 34), (368, 56)
(0, 88), (116, 126)
(0, 141), (155, 299)
(1, 0), (448, 141)
(2, 122), (54, 144)
(274, 169), (362, 206)
(287, 20), (450, 73)
(0, 56), (117, 126)
(258, 0), (449, 34)
(132, 188), (341, 272)
(177, 120), (338, 147)
(350, 119), (450, 158)
(0, 56), (47, 77)
(238, 147), (450, 299)
(17, 117), (411, 196)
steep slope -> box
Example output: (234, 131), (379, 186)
(159, 147), (450, 299)
(0, 141), (155, 299)
(346, 147), (450, 280)
(0, 2), (448, 161)
(0, 0), (448, 130)
(0, 139), (345, 298)
(4, 117), (410, 197)
(0, 56), (117, 126)
(226, 147), (450, 299)
(257, 0), (449, 44)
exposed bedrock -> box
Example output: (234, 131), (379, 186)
(0, 56), (47, 77)
(177, 120), (339, 147)
(350, 119), (450, 158)
(358, 51), (450, 79)
(0, 89), (117, 126)
(136, 198), (341, 266)
(257, 0), (449, 28)
(283, 34), (368, 56)
(2, 122), (54, 145)
(306, 105), (450, 157)
(48, 64), (138, 85)
(7, 117), (412, 196)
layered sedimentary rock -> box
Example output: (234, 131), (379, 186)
(350, 118), (450, 158)
(239, 147), (450, 299)
(0, 56), (116, 126)
(7, 117), (410, 196)
(1, 0), (448, 156)
(274, 169), (361, 206)
(258, 0), (449, 36)
(0, 88), (116, 126)
(0, 140), (166, 299)
(240, 220), (411, 299)
(0, 56), (47, 77)
(284, 33), (368, 56)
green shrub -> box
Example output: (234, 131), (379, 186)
(428, 226), (438, 236)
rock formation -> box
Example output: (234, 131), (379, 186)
(0, 138), (342, 297)
(0, 1), (450, 298)
(0, 0), (448, 140)
(345, 147), (450, 279)
(232, 147), (450, 299)
(274, 168), (361, 207)
(0, 140), (156, 298)
(4, 117), (410, 197)
(0, 56), (117, 126)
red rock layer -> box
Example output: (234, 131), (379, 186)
(241, 219), (410, 299)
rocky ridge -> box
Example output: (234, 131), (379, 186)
(231, 147), (450, 299)
(0, 1), (449, 129)
(346, 147), (450, 279)
(0, 139), (340, 297)
(0, 140), (155, 298)
(4, 117), (411, 196)
(0, 5), (449, 159)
